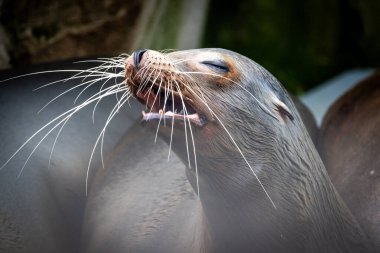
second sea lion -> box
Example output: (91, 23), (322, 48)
(319, 70), (380, 250)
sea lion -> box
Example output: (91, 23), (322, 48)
(81, 49), (374, 253)
(0, 56), (316, 253)
(0, 50), (375, 252)
(318, 70), (380, 250)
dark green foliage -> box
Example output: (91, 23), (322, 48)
(203, 0), (380, 94)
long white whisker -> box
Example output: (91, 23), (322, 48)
(167, 80), (175, 161)
(32, 62), (123, 90)
(173, 81), (199, 197)
(47, 114), (71, 169)
(0, 70), (105, 83)
(74, 59), (126, 66)
(33, 74), (102, 91)
(85, 92), (131, 195)
(172, 82), (191, 168)
(148, 77), (163, 115)
(154, 77), (165, 143)
(99, 91), (131, 169)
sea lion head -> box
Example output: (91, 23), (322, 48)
(125, 48), (302, 155)
(124, 48), (311, 197)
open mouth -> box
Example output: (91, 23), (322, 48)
(133, 83), (207, 127)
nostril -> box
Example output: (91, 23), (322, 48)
(133, 49), (147, 69)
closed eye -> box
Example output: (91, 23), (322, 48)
(201, 60), (229, 73)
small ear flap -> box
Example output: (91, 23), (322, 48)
(269, 92), (294, 122)
(275, 102), (294, 121)
(270, 93), (294, 121)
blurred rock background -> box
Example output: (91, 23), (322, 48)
(0, 0), (379, 94)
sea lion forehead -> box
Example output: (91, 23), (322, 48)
(166, 48), (245, 85)
(168, 48), (242, 65)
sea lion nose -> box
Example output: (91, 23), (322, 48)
(133, 49), (147, 69)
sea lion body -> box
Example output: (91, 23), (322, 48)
(82, 49), (373, 252)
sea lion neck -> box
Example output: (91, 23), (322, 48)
(184, 128), (372, 253)
(161, 78), (372, 253)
